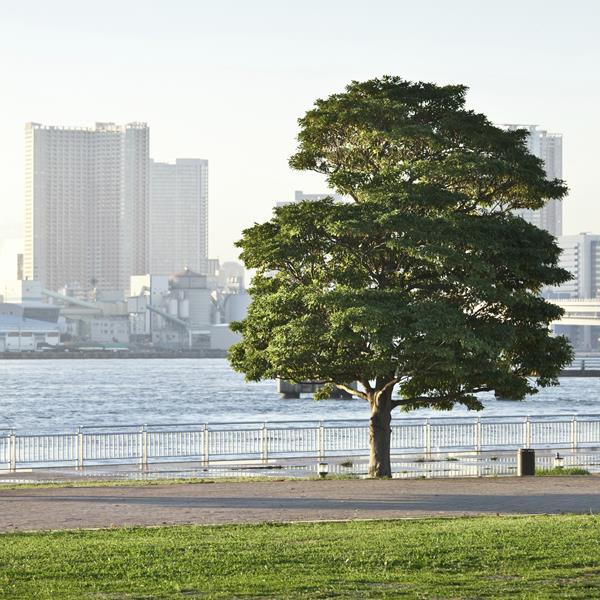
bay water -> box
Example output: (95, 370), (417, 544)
(1, 358), (599, 433)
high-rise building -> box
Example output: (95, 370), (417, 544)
(24, 122), (149, 293)
(544, 233), (600, 351)
(544, 233), (600, 299)
(501, 124), (563, 237)
(149, 159), (208, 276)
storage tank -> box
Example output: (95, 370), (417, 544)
(224, 292), (251, 323)
(179, 299), (190, 319)
(168, 299), (178, 316)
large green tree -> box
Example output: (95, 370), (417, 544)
(229, 77), (573, 477)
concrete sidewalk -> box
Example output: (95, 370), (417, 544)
(0, 477), (599, 532)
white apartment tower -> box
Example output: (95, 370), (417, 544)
(149, 159), (209, 276)
(24, 122), (149, 293)
(502, 124), (563, 237)
(545, 233), (600, 299)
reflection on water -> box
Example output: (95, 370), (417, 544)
(0, 358), (599, 432)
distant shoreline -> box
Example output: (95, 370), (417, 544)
(0, 350), (228, 360)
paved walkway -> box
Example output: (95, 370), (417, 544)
(1, 477), (599, 532)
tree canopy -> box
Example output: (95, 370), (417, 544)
(229, 76), (573, 476)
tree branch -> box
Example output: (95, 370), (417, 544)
(334, 382), (368, 401)
(374, 377), (400, 401)
(360, 379), (373, 394)
(391, 387), (493, 409)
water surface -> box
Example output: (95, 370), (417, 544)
(1, 359), (599, 432)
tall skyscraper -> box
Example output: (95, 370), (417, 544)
(149, 159), (209, 276)
(24, 122), (149, 293)
(501, 124), (563, 237)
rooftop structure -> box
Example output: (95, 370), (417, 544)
(275, 190), (344, 208)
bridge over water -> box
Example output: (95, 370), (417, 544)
(548, 299), (600, 375)
(550, 299), (600, 327)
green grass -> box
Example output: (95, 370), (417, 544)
(2, 516), (600, 598)
(536, 467), (591, 476)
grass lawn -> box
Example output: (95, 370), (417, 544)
(1, 516), (600, 598)
(536, 467), (591, 476)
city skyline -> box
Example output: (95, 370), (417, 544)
(2, 1), (600, 280)
(6, 116), (570, 285)
(23, 121), (211, 293)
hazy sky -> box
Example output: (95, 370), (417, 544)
(1, 0), (599, 279)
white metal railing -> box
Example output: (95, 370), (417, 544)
(1, 414), (600, 472)
(564, 358), (600, 371)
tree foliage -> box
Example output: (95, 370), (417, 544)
(229, 77), (572, 474)
(289, 77), (564, 210)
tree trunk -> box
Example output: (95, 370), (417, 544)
(368, 393), (392, 478)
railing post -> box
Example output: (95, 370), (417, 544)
(261, 423), (268, 464)
(475, 418), (481, 453)
(523, 417), (532, 448)
(77, 427), (84, 470)
(424, 419), (431, 458)
(318, 421), (324, 461)
(203, 423), (209, 467)
(571, 416), (578, 451)
(140, 425), (148, 470)
(9, 431), (16, 473)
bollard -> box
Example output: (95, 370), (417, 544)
(517, 448), (535, 476)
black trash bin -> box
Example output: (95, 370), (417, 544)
(517, 448), (535, 476)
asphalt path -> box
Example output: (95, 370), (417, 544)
(1, 477), (599, 532)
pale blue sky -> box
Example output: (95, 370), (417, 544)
(1, 0), (598, 277)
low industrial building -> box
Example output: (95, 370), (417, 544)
(89, 318), (130, 344)
(209, 323), (241, 351)
(0, 313), (60, 351)
(0, 260), (249, 352)
(129, 269), (212, 349)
